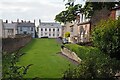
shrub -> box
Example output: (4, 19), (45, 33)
(65, 32), (70, 38)
(63, 44), (120, 79)
(92, 18), (120, 59)
(2, 51), (32, 79)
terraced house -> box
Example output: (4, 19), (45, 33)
(38, 20), (62, 38)
(1, 19), (36, 38)
(63, 13), (90, 43)
(17, 20), (35, 38)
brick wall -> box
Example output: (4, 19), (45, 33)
(90, 8), (110, 28)
(2, 35), (32, 53)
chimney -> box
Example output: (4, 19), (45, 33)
(39, 19), (41, 24)
(34, 19), (35, 23)
(6, 20), (8, 23)
(21, 20), (23, 23)
(17, 19), (19, 23)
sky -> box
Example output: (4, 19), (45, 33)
(0, 0), (85, 25)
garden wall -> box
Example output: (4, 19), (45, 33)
(2, 35), (32, 53)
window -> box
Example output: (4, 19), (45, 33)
(57, 28), (59, 31)
(8, 29), (14, 35)
(41, 34), (43, 36)
(20, 27), (22, 31)
(57, 34), (59, 36)
(49, 28), (51, 31)
(31, 27), (33, 31)
(53, 34), (55, 36)
(49, 34), (51, 36)
(41, 28), (43, 31)
(45, 28), (47, 31)
(23, 31), (27, 34)
(53, 29), (55, 31)
(45, 33), (47, 35)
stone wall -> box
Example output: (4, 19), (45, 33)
(2, 35), (32, 53)
(61, 47), (81, 64)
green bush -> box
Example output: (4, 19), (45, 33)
(63, 44), (120, 79)
(65, 32), (70, 38)
(2, 51), (32, 79)
(92, 18), (120, 59)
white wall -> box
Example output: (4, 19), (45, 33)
(39, 27), (62, 38)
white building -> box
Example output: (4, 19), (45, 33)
(38, 22), (62, 38)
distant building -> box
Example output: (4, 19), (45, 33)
(63, 13), (91, 43)
(17, 20), (35, 38)
(38, 22), (62, 38)
(0, 19), (36, 38)
(3, 20), (17, 38)
(77, 21), (91, 42)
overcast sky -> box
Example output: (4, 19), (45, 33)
(0, 0), (84, 24)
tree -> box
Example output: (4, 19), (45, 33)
(83, 2), (120, 18)
(92, 18), (120, 60)
(64, 0), (76, 6)
(55, 4), (82, 23)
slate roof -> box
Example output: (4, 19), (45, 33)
(17, 22), (35, 27)
(39, 22), (62, 28)
(3, 23), (17, 29)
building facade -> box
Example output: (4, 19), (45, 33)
(38, 22), (62, 38)
(3, 21), (17, 38)
(0, 20), (36, 38)
(63, 13), (91, 43)
(17, 21), (35, 38)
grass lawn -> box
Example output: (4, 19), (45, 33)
(17, 38), (74, 78)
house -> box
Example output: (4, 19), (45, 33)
(17, 20), (35, 38)
(3, 20), (17, 38)
(77, 21), (91, 42)
(110, 6), (120, 19)
(38, 21), (62, 38)
(63, 22), (78, 43)
(63, 13), (91, 43)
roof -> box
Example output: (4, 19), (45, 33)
(17, 22), (35, 27)
(112, 6), (120, 10)
(39, 22), (62, 28)
(3, 23), (17, 29)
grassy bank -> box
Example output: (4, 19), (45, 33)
(17, 39), (74, 78)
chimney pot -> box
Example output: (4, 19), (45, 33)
(6, 20), (8, 23)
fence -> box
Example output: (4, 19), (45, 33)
(2, 35), (32, 53)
